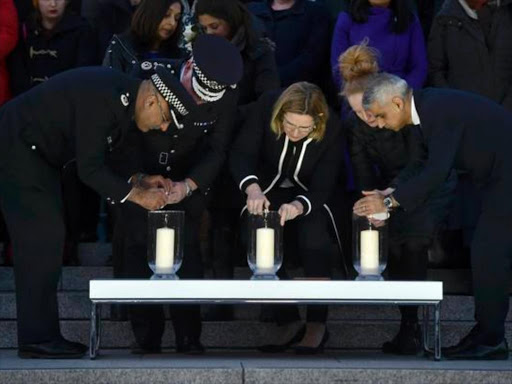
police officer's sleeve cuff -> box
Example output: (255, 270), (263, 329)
(240, 175), (259, 192)
(120, 189), (132, 203)
(295, 195), (312, 216)
(108, 178), (133, 204)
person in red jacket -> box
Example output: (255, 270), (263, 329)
(0, 0), (19, 107)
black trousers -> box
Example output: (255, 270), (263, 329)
(387, 238), (430, 323)
(0, 142), (64, 345)
(471, 208), (512, 345)
(61, 165), (101, 242)
(119, 195), (205, 347)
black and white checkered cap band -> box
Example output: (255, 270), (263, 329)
(192, 61), (227, 91)
(151, 73), (189, 116)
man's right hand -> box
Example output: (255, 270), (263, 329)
(127, 187), (168, 211)
(245, 183), (270, 215)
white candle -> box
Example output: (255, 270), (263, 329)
(256, 227), (275, 269)
(360, 229), (379, 273)
(155, 227), (175, 272)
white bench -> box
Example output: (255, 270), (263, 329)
(89, 280), (443, 360)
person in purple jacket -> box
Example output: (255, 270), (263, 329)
(331, 0), (427, 93)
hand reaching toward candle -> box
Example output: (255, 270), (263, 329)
(246, 183), (270, 215)
(364, 187), (395, 197)
(138, 175), (173, 194)
(166, 178), (197, 205)
(353, 193), (387, 217)
(368, 217), (386, 228)
(128, 187), (168, 211)
(278, 201), (304, 226)
(166, 181), (188, 204)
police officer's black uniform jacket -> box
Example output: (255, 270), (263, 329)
(230, 89), (344, 218)
(0, 66), (140, 202)
(0, 66), (140, 346)
(122, 59), (239, 198)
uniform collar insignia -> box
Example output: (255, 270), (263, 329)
(120, 92), (130, 107)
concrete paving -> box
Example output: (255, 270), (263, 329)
(0, 349), (511, 384)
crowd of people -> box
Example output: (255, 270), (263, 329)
(0, 0), (511, 361)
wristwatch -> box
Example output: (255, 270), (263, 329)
(383, 196), (394, 210)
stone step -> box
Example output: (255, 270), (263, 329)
(1, 349), (510, 384)
(0, 242), (113, 267)
(1, 319), (511, 350)
(1, 292), (511, 322)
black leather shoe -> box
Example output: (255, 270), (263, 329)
(258, 325), (306, 353)
(444, 338), (509, 360)
(382, 321), (422, 355)
(18, 338), (87, 359)
(294, 329), (329, 355)
(130, 342), (162, 355)
(176, 339), (205, 354)
(186, 340), (205, 355)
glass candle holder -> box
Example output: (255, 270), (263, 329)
(247, 211), (283, 280)
(352, 213), (388, 280)
(147, 210), (185, 279)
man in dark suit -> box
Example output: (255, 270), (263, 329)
(353, 73), (511, 360)
(0, 65), (186, 358)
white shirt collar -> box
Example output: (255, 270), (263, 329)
(458, 0), (478, 20)
(411, 95), (421, 126)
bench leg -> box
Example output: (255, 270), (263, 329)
(422, 305), (430, 353)
(422, 304), (442, 361)
(434, 303), (441, 361)
(89, 302), (101, 359)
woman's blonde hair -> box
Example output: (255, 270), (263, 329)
(338, 39), (380, 97)
(270, 82), (329, 142)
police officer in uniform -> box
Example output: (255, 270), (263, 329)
(116, 34), (243, 354)
(0, 65), (185, 358)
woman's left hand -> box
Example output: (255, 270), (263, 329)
(278, 200), (304, 226)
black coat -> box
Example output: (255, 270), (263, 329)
(208, 27), (280, 211)
(102, 32), (185, 75)
(236, 34), (280, 111)
(0, 67), (141, 202)
(118, 59), (239, 196)
(96, 0), (137, 58)
(230, 89), (344, 216)
(347, 114), (455, 241)
(428, 0), (512, 110)
(394, 88), (512, 215)
(8, 12), (97, 96)
(348, 115), (415, 191)
(247, 0), (330, 87)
